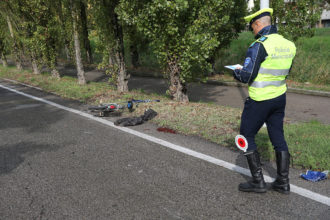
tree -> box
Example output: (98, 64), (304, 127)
(55, 0), (72, 61)
(80, 1), (93, 64)
(118, 0), (246, 102)
(245, 1), (322, 42)
(89, 0), (129, 92)
(41, 0), (63, 78)
(0, 15), (9, 67)
(24, 0), (63, 78)
(126, 26), (144, 69)
(13, 0), (43, 75)
(0, 1), (23, 70)
(208, 0), (247, 74)
(6, 0), (67, 77)
(70, 0), (86, 85)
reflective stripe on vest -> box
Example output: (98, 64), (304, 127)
(258, 67), (290, 76)
(250, 80), (286, 88)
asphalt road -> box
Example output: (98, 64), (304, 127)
(0, 80), (329, 219)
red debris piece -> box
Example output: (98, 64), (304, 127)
(157, 127), (176, 134)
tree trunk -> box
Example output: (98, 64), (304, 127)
(50, 58), (60, 79)
(207, 56), (216, 75)
(109, 49), (116, 67)
(31, 51), (40, 75)
(47, 35), (61, 79)
(1, 53), (8, 67)
(71, 0), (86, 85)
(64, 42), (71, 61)
(80, 1), (93, 64)
(58, 1), (71, 61)
(6, 16), (23, 70)
(31, 60), (40, 74)
(115, 50), (129, 92)
(130, 44), (140, 69)
(113, 13), (129, 92)
(51, 69), (60, 79)
(167, 56), (189, 103)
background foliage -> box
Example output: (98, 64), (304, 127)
(271, 0), (323, 41)
(0, 0), (327, 95)
(217, 28), (330, 85)
(118, 0), (246, 83)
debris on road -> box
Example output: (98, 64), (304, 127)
(114, 108), (158, 126)
(157, 127), (176, 134)
(300, 170), (328, 182)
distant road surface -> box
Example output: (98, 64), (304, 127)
(127, 76), (330, 124)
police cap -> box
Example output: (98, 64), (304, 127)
(244, 8), (273, 26)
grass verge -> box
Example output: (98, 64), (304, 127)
(257, 120), (330, 171)
(0, 66), (329, 170)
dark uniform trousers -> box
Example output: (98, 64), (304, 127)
(240, 93), (288, 152)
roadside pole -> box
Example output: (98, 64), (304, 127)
(260, 0), (269, 9)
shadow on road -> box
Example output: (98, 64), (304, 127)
(0, 142), (61, 175)
(0, 100), (66, 134)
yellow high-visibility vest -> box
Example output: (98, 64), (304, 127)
(249, 34), (296, 101)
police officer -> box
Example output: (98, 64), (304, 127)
(233, 8), (296, 194)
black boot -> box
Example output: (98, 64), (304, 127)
(272, 151), (290, 194)
(239, 150), (267, 193)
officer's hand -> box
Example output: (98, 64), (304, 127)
(235, 66), (242, 70)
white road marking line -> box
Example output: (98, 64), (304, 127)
(0, 82), (329, 207)
(3, 78), (43, 90)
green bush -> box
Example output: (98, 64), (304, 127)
(215, 28), (330, 85)
(214, 31), (253, 74)
(290, 29), (330, 84)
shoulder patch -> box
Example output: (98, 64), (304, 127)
(258, 36), (268, 42)
(244, 57), (251, 68)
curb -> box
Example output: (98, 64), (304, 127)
(286, 87), (330, 98)
(206, 80), (330, 98)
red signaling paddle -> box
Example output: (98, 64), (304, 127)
(235, 135), (248, 152)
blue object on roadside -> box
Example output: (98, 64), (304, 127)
(300, 170), (328, 182)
